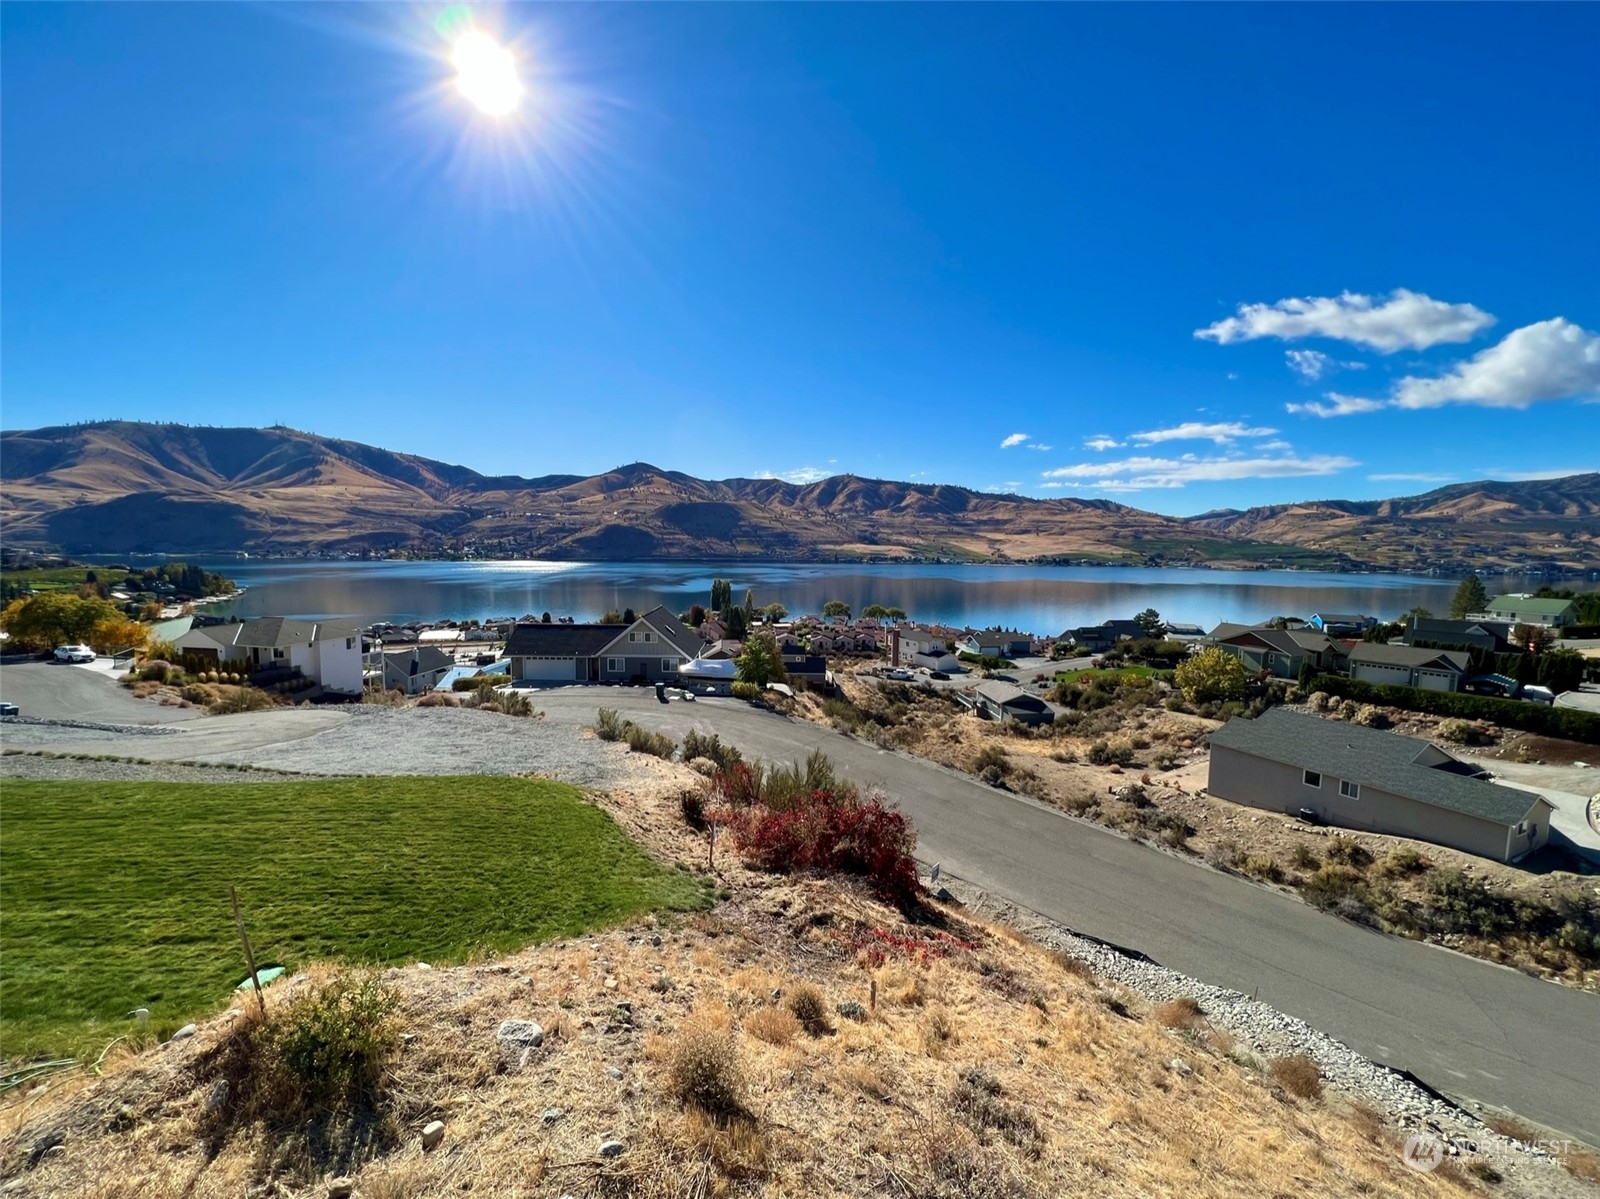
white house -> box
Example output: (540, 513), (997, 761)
(172, 616), (363, 695)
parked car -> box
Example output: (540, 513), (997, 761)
(884, 668), (914, 681)
(929, 670), (950, 680)
(0, 702), (18, 717)
(53, 644), (95, 664)
(1519, 685), (1555, 705)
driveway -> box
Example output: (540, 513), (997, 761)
(7, 681), (1600, 1143)
(1466, 755), (1600, 856)
(0, 660), (202, 726)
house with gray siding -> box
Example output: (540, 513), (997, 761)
(1346, 643), (1469, 692)
(1478, 595), (1577, 629)
(1206, 709), (1552, 863)
(506, 606), (703, 684)
(1212, 627), (1347, 680)
(967, 680), (1055, 726)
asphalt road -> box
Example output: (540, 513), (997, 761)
(532, 689), (1600, 1145)
(0, 659), (200, 725)
(6, 673), (1598, 1143)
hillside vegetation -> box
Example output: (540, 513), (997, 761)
(6, 421), (1595, 569)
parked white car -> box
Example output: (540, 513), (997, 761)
(53, 644), (96, 664)
(884, 668), (914, 681)
(1519, 685), (1555, 706)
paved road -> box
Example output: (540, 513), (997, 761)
(0, 660), (200, 725)
(531, 689), (1600, 1145)
(7, 673), (1599, 1142)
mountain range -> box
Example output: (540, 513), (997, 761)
(2, 422), (1596, 572)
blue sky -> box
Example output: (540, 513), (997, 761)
(4, 3), (1597, 515)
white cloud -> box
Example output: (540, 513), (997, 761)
(1285, 394), (1388, 418)
(1040, 452), (1357, 491)
(1368, 472), (1455, 483)
(1389, 318), (1600, 410)
(1128, 421), (1278, 445)
(1000, 432), (1030, 448)
(1196, 289), (1494, 352)
(1026, 442), (1052, 451)
(1084, 435), (1123, 452)
(1479, 466), (1599, 481)
(1285, 350), (1367, 380)
(756, 466), (831, 484)
(1256, 439), (1294, 451)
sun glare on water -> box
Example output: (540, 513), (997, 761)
(453, 31), (521, 116)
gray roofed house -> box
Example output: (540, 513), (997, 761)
(1402, 617), (1516, 656)
(1211, 626), (1347, 680)
(1480, 595), (1577, 628)
(381, 645), (456, 695)
(1347, 643), (1469, 692)
(171, 616), (364, 694)
(506, 606), (704, 685)
(1207, 708), (1552, 862)
(968, 680), (1054, 726)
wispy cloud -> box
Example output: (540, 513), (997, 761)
(1196, 289), (1494, 352)
(756, 466), (832, 484)
(1390, 318), (1600, 410)
(1084, 435), (1123, 452)
(1026, 442), (1052, 451)
(1479, 466), (1599, 481)
(1040, 452), (1357, 491)
(1128, 421), (1278, 445)
(1285, 394), (1388, 419)
(1368, 472), (1455, 483)
(1256, 439), (1294, 451)
(1000, 432), (1030, 449)
(1285, 349), (1368, 380)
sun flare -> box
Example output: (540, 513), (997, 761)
(453, 31), (521, 116)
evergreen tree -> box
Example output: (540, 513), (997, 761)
(1449, 572), (1488, 620)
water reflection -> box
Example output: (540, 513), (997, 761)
(187, 560), (1457, 633)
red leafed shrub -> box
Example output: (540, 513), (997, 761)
(713, 761), (764, 808)
(709, 767), (922, 910)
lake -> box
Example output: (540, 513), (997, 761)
(171, 560), (1458, 633)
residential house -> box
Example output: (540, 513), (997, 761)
(889, 626), (952, 666)
(913, 648), (963, 673)
(505, 605), (703, 684)
(1068, 620), (1146, 654)
(960, 629), (1034, 659)
(381, 646), (455, 695)
(1347, 643), (1469, 692)
(1478, 595), (1577, 629)
(1207, 709), (1552, 863)
(702, 639), (744, 660)
(172, 616), (363, 695)
(678, 657), (739, 696)
(1164, 622), (1206, 641)
(1212, 627), (1348, 680)
(1308, 613), (1376, 637)
(698, 616), (729, 643)
(777, 639), (829, 684)
(967, 680), (1055, 727)
(1400, 617), (1516, 656)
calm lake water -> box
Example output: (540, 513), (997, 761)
(172, 560), (1457, 634)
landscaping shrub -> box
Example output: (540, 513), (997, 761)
(1087, 738), (1135, 766)
(744, 1006), (800, 1046)
(1323, 836), (1373, 869)
(625, 722), (677, 759)
(710, 756), (920, 910)
(680, 729), (742, 772)
(971, 744), (1010, 775)
(452, 674), (502, 692)
(1435, 718), (1489, 746)
(1351, 704), (1389, 729)
(730, 680), (762, 702)
(665, 1023), (744, 1116)
(416, 691), (458, 708)
(1243, 854), (1284, 883)
(1153, 997), (1205, 1030)
(593, 707), (626, 741)
(207, 687), (277, 715)
(1375, 846), (1431, 879)
(679, 788), (707, 831)
(1268, 1054), (1323, 1100)
(1308, 674), (1600, 744)
(257, 972), (399, 1109)
(1290, 844), (1320, 870)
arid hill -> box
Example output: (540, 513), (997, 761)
(3, 422), (1596, 570)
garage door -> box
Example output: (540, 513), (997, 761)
(516, 657), (577, 681)
(1353, 663), (1412, 687)
(1416, 669), (1457, 692)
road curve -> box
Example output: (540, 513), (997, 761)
(533, 689), (1600, 1145)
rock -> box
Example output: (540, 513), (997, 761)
(598, 1139), (625, 1158)
(650, 935), (662, 947)
(204, 1080), (229, 1112)
(496, 1019), (544, 1048)
(542, 1106), (565, 1126)
(421, 1120), (445, 1151)
(400, 1032), (418, 1045)
(603, 976), (618, 991)
(1168, 1058), (1193, 1077)
(170, 1023), (197, 1041)
(605, 1065), (624, 1080)
(417, 962), (433, 971)
(327, 1179), (355, 1199)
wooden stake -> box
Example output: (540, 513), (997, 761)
(870, 978), (877, 1012)
(230, 886), (266, 1019)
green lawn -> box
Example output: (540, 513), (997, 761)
(1, 777), (711, 1060)
(1056, 665), (1160, 682)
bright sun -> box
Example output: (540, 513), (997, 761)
(453, 31), (521, 117)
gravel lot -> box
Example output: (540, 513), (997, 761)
(0, 756), (299, 785)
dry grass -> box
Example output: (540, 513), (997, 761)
(744, 1006), (801, 1046)
(1152, 996), (1206, 1031)
(1267, 1053), (1324, 1101)
(1, 865), (1492, 1199)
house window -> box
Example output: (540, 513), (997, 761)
(1340, 780), (1360, 800)
(1303, 770), (1322, 788)
(606, 657), (623, 672)
(662, 659), (677, 672)
(628, 632), (636, 642)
